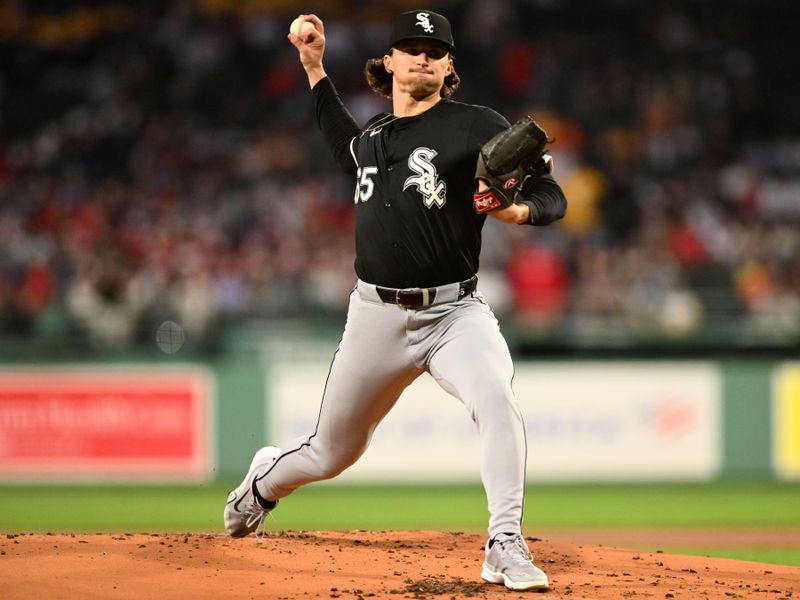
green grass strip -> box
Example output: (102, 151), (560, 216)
(2, 482), (799, 533)
(632, 547), (800, 568)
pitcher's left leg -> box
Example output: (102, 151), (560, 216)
(427, 298), (527, 538)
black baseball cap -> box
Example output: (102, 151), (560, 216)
(388, 10), (455, 52)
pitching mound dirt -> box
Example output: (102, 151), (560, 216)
(1, 530), (798, 599)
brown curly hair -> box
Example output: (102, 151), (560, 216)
(364, 56), (461, 99)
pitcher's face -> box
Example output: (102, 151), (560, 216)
(385, 41), (453, 100)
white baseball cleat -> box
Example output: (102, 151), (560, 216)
(224, 446), (281, 537)
(480, 533), (550, 591)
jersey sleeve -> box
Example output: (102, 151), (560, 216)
(517, 173), (568, 226)
(312, 77), (362, 175)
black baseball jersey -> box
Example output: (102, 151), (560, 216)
(313, 77), (566, 289)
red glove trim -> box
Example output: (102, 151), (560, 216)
(473, 191), (503, 213)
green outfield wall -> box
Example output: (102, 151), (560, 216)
(722, 361), (773, 478)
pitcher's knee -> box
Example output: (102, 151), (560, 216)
(312, 447), (362, 480)
(464, 387), (520, 426)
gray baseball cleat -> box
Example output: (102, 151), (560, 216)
(224, 445), (281, 537)
(480, 533), (550, 591)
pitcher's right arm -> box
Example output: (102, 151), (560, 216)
(289, 14), (360, 175)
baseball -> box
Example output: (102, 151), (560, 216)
(289, 17), (315, 39)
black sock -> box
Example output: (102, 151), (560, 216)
(251, 480), (277, 510)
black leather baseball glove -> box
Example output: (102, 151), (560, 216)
(473, 116), (552, 213)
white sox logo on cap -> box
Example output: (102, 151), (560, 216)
(416, 12), (434, 33)
(388, 10), (454, 51)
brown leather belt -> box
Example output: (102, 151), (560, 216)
(375, 276), (477, 309)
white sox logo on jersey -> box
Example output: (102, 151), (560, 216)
(403, 147), (446, 208)
(415, 12), (434, 33)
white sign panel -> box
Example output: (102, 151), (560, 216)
(517, 362), (722, 480)
(269, 361), (722, 482)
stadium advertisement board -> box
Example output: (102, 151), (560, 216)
(0, 366), (213, 481)
(773, 363), (800, 480)
(271, 361), (722, 482)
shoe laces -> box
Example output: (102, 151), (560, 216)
(243, 501), (271, 539)
(495, 534), (533, 567)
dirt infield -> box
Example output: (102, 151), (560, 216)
(2, 530), (799, 599)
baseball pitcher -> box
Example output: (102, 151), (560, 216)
(224, 9), (567, 591)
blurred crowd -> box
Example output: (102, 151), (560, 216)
(1, 0), (799, 350)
